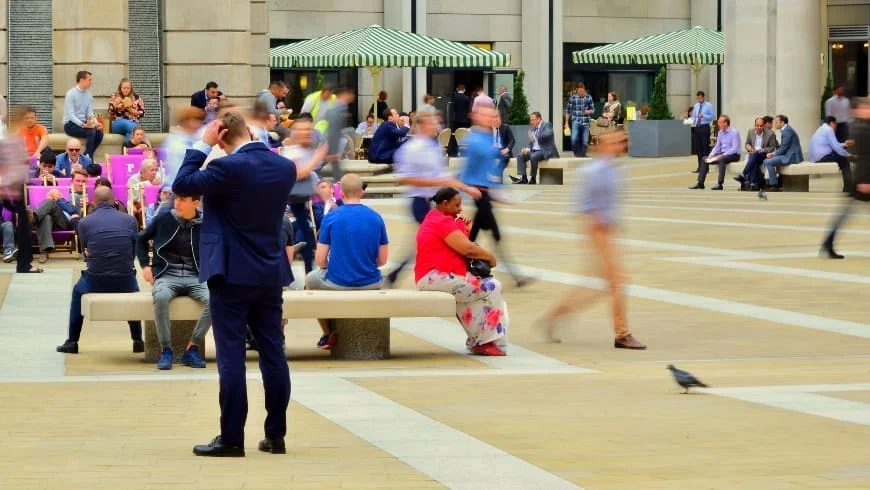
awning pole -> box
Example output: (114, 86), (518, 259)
(368, 67), (383, 119)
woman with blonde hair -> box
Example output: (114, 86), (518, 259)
(108, 77), (146, 139)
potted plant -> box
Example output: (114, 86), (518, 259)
(507, 70), (533, 153)
(628, 66), (690, 157)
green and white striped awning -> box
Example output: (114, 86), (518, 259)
(572, 26), (724, 66)
(271, 25), (511, 69)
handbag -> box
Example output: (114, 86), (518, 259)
(596, 117), (611, 128)
(468, 259), (492, 278)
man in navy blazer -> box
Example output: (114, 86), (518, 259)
(367, 108), (410, 164)
(173, 111), (297, 457)
(762, 114), (804, 195)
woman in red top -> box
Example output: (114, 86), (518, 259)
(415, 187), (508, 356)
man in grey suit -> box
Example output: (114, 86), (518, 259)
(496, 86), (512, 122)
(510, 111), (559, 185)
(735, 117), (779, 191)
(762, 114), (803, 196)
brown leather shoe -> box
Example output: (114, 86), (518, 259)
(614, 335), (646, 350)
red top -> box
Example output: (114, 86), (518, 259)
(415, 209), (469, 282)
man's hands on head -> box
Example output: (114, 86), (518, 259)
(201, 120), (229, 147)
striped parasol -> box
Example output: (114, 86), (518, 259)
(270, 25), (511, 69)
(572, 26), (724, 89)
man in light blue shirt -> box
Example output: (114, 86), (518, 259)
(809, 116), (854, 192)
(690, 115), (741, 190)
(691, 91), (716, 173)
(62, 71), (103, 159)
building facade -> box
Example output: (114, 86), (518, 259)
(1, 0), (867, 144)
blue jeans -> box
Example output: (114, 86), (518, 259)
(290, 201), (315, 274)
(763, 155), (791, 186)
(570, 121), (589, 157)
(110, 118), (138, 140)
(63, 122), (103, 159)
(67, 271), (142, 343)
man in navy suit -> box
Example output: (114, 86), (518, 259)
(173, 111), (297, 457)
(190, 82), (225, 123)
(761, 114), (804, 197)
(367, 108), (410, 164)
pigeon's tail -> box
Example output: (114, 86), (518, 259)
(696, 381), (709, 388)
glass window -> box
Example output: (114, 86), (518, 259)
(830, 41), (869, 97)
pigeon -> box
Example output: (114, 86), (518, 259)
(667, 364), (709, 394)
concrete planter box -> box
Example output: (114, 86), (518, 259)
(510, 124), (533, 156)
(628, 119), (691, 158)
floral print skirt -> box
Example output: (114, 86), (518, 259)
(416, 270), (509, 351)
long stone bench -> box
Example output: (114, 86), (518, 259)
(448, 157), (587, 185)
(728, 160), (842, 192)
(82, 289), (456, 361)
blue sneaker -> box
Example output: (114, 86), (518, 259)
(181, 345), (206, 368)
(157, 348), (172, 370)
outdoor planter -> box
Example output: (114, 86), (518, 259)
(628, 119), (691, 158)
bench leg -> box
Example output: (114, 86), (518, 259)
(144, 320), (206, 363)
(330, 318), (390, 360)
(782, 174), (809, 192)
(539, 168), (564, 185)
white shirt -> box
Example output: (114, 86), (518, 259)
(825, 95), (851, 124)
(753, 132), (763, 150)
(393, 135), (449, 199)
(531, 124), (541, 151)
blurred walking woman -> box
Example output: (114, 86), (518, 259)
(415, 187), (508, 356)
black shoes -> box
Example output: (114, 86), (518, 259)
(688, 184), (704, 190)
(133, 340), (145, 353)
(528, 179), (537, 185)
(820, 245), (844, 260)
(56, 340), (79, 354)
(258, 438), (287, 454)
(711, 184), (724, 191)
(193, 436), (245, 457)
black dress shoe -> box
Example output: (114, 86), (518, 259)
(711, 184), (723, 190)
(734, 175), (746, 184)
(258, 438), (286, 454)
(193, 436), (245, 457)
(528, 179), (536, 185)
(508, 175), (524, 184)
(691, 169), (699, 173)
(132, 340), (145, 353)
(820, 245), (844, 260)
(56, 340), (79, 354)
(688, 183), (704, 190)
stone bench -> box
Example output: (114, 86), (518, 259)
(728, 160), (842, 192)
(82, 289), (456, 361)
(448, 157), (587, 185)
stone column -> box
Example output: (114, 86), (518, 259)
(775, 0), (822, 147)
(0, 1), (7, 106)
(250, 0), (270, 94)
(382, 0), (411, 117)
(723, 0), (777, 138)
(128, 0), (163, 132)
(53, 0), (129, 131)
(690, 0), (719, 105)
(7, 0), (54, 130)
(163, 0), (253, 120)
(522, 0), (562, 125)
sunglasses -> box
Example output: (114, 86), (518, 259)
(68, 148), (81, 152)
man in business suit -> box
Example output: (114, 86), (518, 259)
(493, 113), (515, 181)
(367, 108), (410, 164)
(173, 111), (296, 457)
(190, 82), (225, 123)
(761, 114), (803, 198)
(510, 111), (559, 185)
(691, 91), (716, 173)
(735, 117), (779, 192)
(452, 85), (470, 130)
(496, 85), (512, 122)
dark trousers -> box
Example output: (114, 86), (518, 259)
(208, 276), (290, 447)
(1, 191), (33, 272)
(693, 125), (711, 171)
(387, 197), (431, 283)
(835, 122), (849, 143)
(497, 153), (511, 183)
(67, 271), (142, 343)
(518, 150), (545, 182)
(817, 152), (853, 192)
(744, 151), (767, 189)
(469, 189), (521, 281)
(63, 122), (104, 159)
(289, 201), (314, 274)
(698, 153), (740, 186)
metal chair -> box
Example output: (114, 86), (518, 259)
(454, 127), (471, 155)
(437, 128), (452, 154)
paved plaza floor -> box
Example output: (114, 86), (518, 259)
(2, 156), (870, 489)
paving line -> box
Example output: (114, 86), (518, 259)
(0, 268), (72, 380)
(496, 263), (870, 340)
(293, 376), (586, 490)
(660, 256), (870, 285)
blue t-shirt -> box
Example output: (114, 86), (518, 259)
(459, 128), (501, 188)
(319, 204), (388, 287)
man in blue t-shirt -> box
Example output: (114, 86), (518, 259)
(305, 173), (389, 349)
